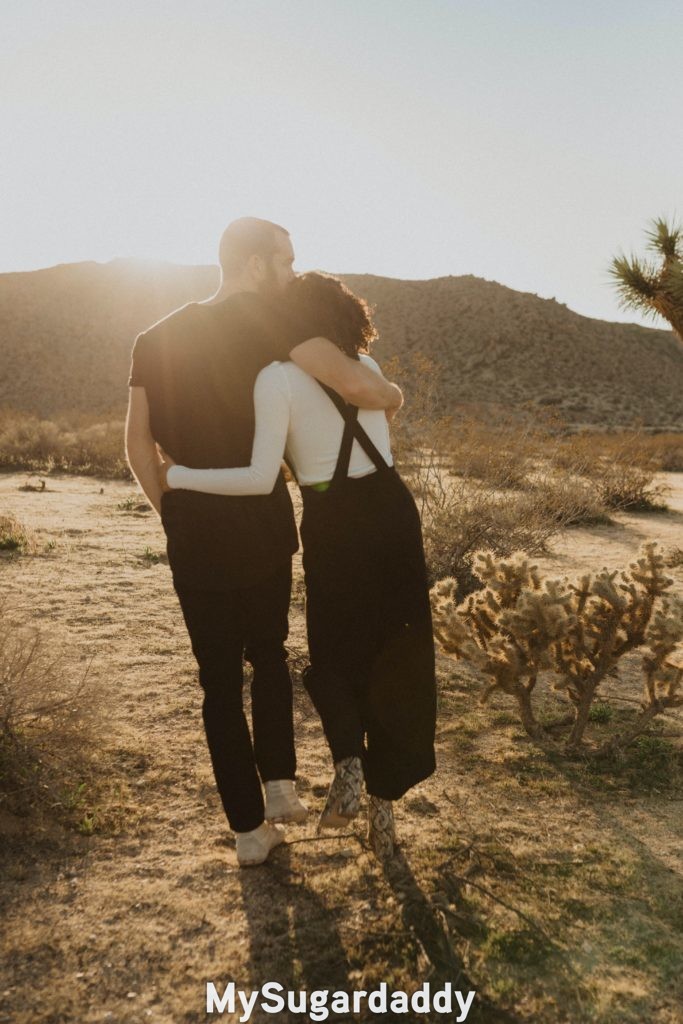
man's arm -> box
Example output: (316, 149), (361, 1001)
(125, 387), (163, 516)
(289, 337), (403, 413)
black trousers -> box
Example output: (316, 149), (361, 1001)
(174, 561), (295, 833)
(301, 468), (436, 801)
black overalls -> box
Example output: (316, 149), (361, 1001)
(300, 385), (437, 801)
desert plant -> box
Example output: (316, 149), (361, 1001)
(525, 472), (610, 526)
(448, 418), (535, 490)
(431, 544), (683, 754)
(0, 608), (99, 820)
(665, 546), (683, 568)
(18, 476), (47, 493)
(117, 495), (151, 512)
(591, 459), (668, 512)
(421, 477), (561, 593)
(0, 409), (130, 478)
(140, 546), (164, 564)
(540, 431), (668, 510)
(610, 217), (683, 342)
(0, 514), (35, 554)
(644, 433), (683, 472)
(387, 377), (589, 590)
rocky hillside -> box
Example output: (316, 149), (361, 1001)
(1, 260), (681, 427)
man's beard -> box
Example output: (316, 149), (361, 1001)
(255, 261), (282, 298)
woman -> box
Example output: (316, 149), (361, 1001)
(160, 273), (436, 858)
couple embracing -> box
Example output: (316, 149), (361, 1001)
(126, 218), (436, 867)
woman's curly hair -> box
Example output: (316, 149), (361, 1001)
(286, 272), (377, 358)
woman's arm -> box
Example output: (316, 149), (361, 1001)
(289, 337), (403, 412)
(166, 364), (291, 496)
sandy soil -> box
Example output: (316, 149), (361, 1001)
(1, 472), (682, 1024)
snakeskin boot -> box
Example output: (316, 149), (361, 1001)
(317, 756), (363, 830)
(367, 796), (395, 859)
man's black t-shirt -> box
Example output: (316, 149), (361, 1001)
(129, 291), (312, 590)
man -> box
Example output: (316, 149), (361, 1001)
(126, 218), (402, 866)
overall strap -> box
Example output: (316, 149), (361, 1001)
(317, 381), (391, 486)
(332, 403), (359, 487)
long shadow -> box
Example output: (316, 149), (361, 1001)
(237, 845), (354, 1024)
(381, 846), (523, 1024)
(231, 810), (524, 1024)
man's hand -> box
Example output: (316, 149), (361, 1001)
(125, 387), (164, 515)
(157, 446), (176, 493)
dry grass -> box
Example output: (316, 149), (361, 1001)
(0, 513), (36, 555)
(0, 472), (681, 1024)
(384, 370), (674, 592)
(0, 606), (117, 833)
(548, 431), (674, 511)
(552, 430), (683, 474)
(0, 408), (129, 478)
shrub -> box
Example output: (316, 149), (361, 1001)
(545, 431), (669, 510)
(591, 461), (668, 512)
(666, 547), (683, 568)
(645, 433), (683, 472)
(430, 544), (683, 754)
(0, 514), (35, 554)
(0, 408), (130, 478)
(409, 457), (614, 594)
(447, 418), (536, 490)
(0, 608), (101, 824)
(419, 475), (563, 593)
(524, 472), (611, 527)
(117, 495), (151, 513)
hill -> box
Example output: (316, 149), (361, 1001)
(1, 259), (682, 427)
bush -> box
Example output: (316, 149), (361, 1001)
(554, 428), (676, 498)
(0, 607), (102, 826)
(525, 472), (611, 527)
(405, 453), (614, 594)
(447, 418), (536, 490)
(419, 473), (567, 593)
(591, 461), (668, 512)
(0, 408), (129, 478)
(0, 514), (35, 554)
(430, 543), (683, 754)
(645, 433), (683, 472)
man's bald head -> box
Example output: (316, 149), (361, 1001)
(218, 217), (291, 278)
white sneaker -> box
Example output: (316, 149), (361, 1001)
(264, 780), (309, 824)
(235, 822), (285, 867)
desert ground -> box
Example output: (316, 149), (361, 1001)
(1, 471), (682, 1024)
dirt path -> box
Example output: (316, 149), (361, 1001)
(1, 472), (682, 1024)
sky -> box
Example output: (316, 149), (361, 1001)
(1, 0), (681, 325)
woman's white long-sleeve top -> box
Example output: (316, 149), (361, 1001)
(166, 354), (394, 495)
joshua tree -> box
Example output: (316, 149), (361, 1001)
(610, 217), (683, 342)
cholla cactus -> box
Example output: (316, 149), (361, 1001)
(431, 543), (683, 753)
(431, 552), (574, 739)
(551, 545), (675, 748)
